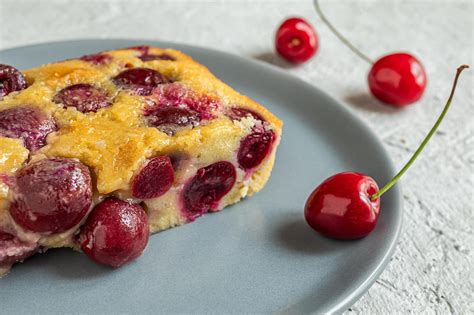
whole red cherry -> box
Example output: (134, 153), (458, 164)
(368, 53), (427, 107)
(77, 198), (149, 268)
(275, 17), (318, 64)
(304, 65), (468, 240)
(314, 1), (427, 107)
(305, 172), (380, 240)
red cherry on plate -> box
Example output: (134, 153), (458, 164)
(275, 17), (318, 64)
(368, 53), (427, 107)
(77, 198), (149, 268)
(304, 65), (469, 240)
(305, 172), (380, 240)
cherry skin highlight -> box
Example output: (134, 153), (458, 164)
(304, 65), (469, 240)
(368, 53), (427, 107)
(275, 17), (318, 64)
(10, 158), (92, 234)
(305, 172), (380, 240)
(77, 198), (149, 268)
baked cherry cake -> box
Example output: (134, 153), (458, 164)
(0, 46), (282, 275)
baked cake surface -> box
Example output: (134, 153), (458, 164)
(0, 46), (282, 274)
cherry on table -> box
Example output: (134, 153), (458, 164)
(275, 17), (318, 64)
(368, 53), (426, 106)
(112, 67), (169, 96)
(314, 0), (427, 107)
(304, 65), (469, 240)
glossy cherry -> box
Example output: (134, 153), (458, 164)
(304, 65), (469, 240)
(77, 198), (149, 268)
(275, 17), (318, 64)
(305, 172), (380, 239)
(314, 1), (426, 106)
(368, 53), (426, 107)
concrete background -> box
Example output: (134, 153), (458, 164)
(1, 0), (472, 313)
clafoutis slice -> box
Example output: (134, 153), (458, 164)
(0, 46), (282, 275)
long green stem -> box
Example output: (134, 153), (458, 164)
(371, 65), (470, 200)
(314, 0), (374, 64)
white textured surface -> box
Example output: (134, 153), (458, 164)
(0, 0), (473, 313)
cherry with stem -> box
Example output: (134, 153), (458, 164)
(305, 65), (469, 240)
(314, 0), (427, 107)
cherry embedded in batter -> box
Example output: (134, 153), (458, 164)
(10, 158), (93, 234)
(237, 130), (275, 170)
(275, 17), (318, 64)
(131, 156), (175, 199)
(227, 107), (265, 123)
(0, 231), (38, 267)
(53, 83), (111, 113)
(0, 106), (57, 151)
(182, 161), (236, 220)
(145, 106), (200, 135)
(80, 53), (111, 65)
(304, 65), (469, 240)
(0, 64), (27, 98)
(77, 198), (149, 268)
(139, 54), (175, 62)
(112, 67), (169, 96)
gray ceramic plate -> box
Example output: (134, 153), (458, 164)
(0, 40), (402, 314)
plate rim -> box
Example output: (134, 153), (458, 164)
(0, 39), (403, 314)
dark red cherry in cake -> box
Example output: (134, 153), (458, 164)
(77, 198), (149, 268)
(304, 65), (469, 240)
(227, 107), (264, 123)
(0, 64), (27, 98)
(80, 53), (111, 65)
(182, 161), (236, 220)
(53, 83), (111, 113)
(10, 158), (92, 233)
(0, 231), (38, 266)
(139, 54), (175, 62)
(112, 68), (169, 96)
(131, 156), (174, 199)
(305, 172), (380, 240)
(275, 17), (318, 64)
(0, 106), (57, 151)
(368, 53), (427, 107)
(238, 130), (275, 170)
(146, 106), (200, 135)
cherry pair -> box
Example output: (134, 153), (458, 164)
(275, 2), (426, 107)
